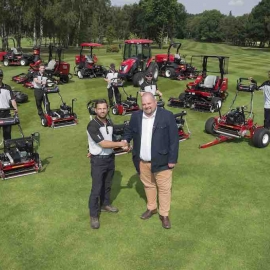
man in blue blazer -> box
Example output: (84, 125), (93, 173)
(123, 92), (179, 229)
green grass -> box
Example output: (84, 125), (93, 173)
(1, 40), (270, 270)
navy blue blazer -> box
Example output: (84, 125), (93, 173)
(123, 107), (179, 173)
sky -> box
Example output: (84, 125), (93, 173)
(110, 0), (261, 16)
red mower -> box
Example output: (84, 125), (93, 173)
(155, 43), (197, 80)
(168, 55), (229, 112)
(74, 43), (107, 79)
(110, 78), (140, 115)
(200, 78), (270, 149)
(0, 110), (42, 180)
(118, 39), (159, 86)
(41, 85), (77, 128)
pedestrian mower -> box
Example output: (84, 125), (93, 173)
(118, 39), (159, 86)
(0, 110), (42, 180)
(110, 78), (140, 115)
(200, 78), (270, 149)
(41, 85), (77, 128)
(168, 55), (229, 112)
(86, 99), (129, 155)
(74, 43), (107, 79)
(155, 43), (197, 80)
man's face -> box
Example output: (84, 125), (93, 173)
(39, 66), (45, 73)
(145, 74), (152, 82)
(95, 103), (108, 119)
(142, 94), (157, 116)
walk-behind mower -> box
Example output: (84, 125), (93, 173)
(155, 43), (197, 80)
(168, 55), (229, 112)
(118, 39), (159, 86)
(74, 43), (107, 79)
(87, 99), (129, 155)
(110, 78), (140, 115)
(174, 111), (191, 141)
(200, 78), (270, 149)
(41, 85), (77, 128)
(0, 110), (42, 180)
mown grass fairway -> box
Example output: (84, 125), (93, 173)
(1, 41), (270, 270)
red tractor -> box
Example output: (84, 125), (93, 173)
(200, 78), (270, 149)
(118, 39), (158, 87)
(74, 43), (107, 79)
(168, 55), (229, 112)
(155, 43), (197, 80)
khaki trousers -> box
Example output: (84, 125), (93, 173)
(139, 161), (172, 216)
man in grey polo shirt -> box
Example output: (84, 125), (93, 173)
(87, 99), (128, 229)
(0, 69), (18, 140)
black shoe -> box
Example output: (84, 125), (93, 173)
(159, 215), (171, 229)
(140, 209), (157, 220)
(101, 205), (119, 213)
(90, 217), (100, 229)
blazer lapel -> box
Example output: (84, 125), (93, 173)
(152, 108), (160, 134)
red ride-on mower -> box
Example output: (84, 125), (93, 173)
(0, 110), (42, 180)
(74, 43), (107, 79)
(200, 78), (270, 149)
(168, 55), (229, 112)
(41, 85), (77, 128)
(155, 43), (197, 80)
(118, 39), (159, 87)
(110, 78), (140, 115)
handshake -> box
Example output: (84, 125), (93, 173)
(119, 140), (132, 152)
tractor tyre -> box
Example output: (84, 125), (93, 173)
(60, 74), (69, 83)
(165, 67), (175, 78)
(112, 106), (119, 115)
(210, 97), (222, 113)
(147, 62), (159, 81)
(20, 58), (28, 66)
(132, 72), (144, 87)
(77, 70), (84, 79)
(205, 117), (216, 135)
(178, 93), (186, 101)
(252, 128), (270, 148)
(41, 117), (48, 127)
(3, 59), (9, 66)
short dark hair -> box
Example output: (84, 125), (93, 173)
(94, 99), (108, 108)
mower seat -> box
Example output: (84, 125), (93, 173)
(200, 75), (217, 89)
(46, 59), (56, 71)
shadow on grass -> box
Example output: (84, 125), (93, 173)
(41, 156), (53, 173)
(111, 171), (146, 204)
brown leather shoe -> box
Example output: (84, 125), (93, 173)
(159, 215), (171, 229)
(101, 205), (119, 213)
(90, 217), (100, 229)
(140, 209), (157, 220)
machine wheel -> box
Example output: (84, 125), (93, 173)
(41, 118), (48, 127)
(132, 72), (144, 87)
(205, 117), (216, 135)
(148, 62), (159, 81)
(77, 70), (84, 79)
(61, 74), (69, 83)
(165, 68), (175, 78)
(112, 106), (119, 115)
(252, 128), (270, 148)
(74, 65), (79, 75)
(210, 97), (222, 113)
(178, 93), (186, 101)
(3, 59), (9, 66)
(20, 58), (28, 66)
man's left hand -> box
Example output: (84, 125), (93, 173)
(168, 163), (176, 169)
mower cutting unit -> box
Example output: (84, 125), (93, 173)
(0, 111), (41, 180)
(118, 39), (159, 86)
(200, 78), (270, 149)
(41, 85), (77, 128)
(155, 43), (197, 80)
(168, 55), (229, 112)
(110, 78), (140, 115)
(87, 100), (129, 155)
(74, 43), (107, 79)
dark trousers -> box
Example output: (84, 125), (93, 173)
(264, 108), (270, 129)
(34, 88), (45, 118)
(108, 86), (121, 106)
(0, 110), (12, 140)
(89, 156), (115, 217)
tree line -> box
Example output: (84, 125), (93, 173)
(0, 0), (269, 49)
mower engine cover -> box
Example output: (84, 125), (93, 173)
(226, 107), (245, 125)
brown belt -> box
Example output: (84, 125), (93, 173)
(140, 159), (151, 163)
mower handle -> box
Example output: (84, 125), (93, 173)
(174, 111), (187, 118)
